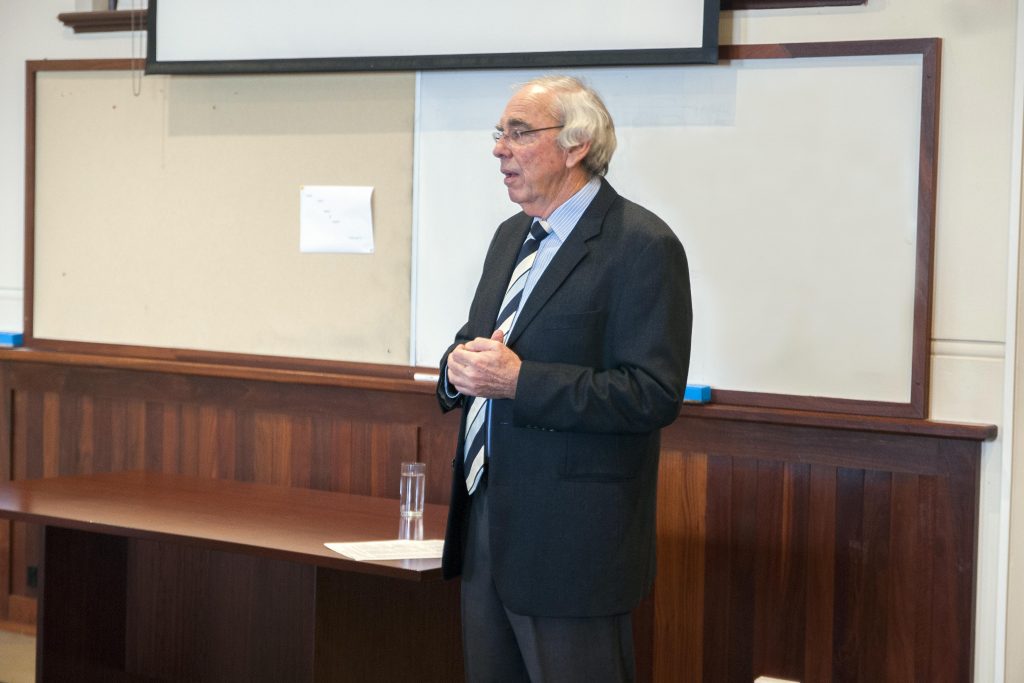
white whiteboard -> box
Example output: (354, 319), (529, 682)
(414, 53), (924, 404)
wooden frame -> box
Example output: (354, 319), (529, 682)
(23, 38), (941, 419)
(710, 39), (941, 419)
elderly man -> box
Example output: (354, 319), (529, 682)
(438, 75), (692, 682)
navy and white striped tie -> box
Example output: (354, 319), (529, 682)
(464, 219), (551, 494)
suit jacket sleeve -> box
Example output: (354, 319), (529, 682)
(436, 334), (467, 413)
(513, 224), (692, 434)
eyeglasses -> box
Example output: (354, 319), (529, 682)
(492, 125), (564, 145)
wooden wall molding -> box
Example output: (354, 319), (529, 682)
(0, 348), (993, 440)
(57, 10), (146, 33)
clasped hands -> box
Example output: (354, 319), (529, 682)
(446, 330), (521, 400)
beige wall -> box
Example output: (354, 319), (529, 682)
(1006, 153), (1024, 681)
(1, 0), (1020, 678)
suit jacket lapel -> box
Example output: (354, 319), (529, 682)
(506, 180), (619, 347)
(472, 216), (533, 337)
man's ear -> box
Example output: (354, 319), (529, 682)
(564, 139), (592, 169)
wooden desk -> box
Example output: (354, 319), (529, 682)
(0, 471), (462, 682)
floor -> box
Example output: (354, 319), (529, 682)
(0, 628), (35, 683)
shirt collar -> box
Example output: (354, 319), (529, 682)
(541, 176), (601, 243)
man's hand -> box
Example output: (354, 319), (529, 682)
(446, 330), (521, 399)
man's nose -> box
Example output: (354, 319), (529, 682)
(493, 138), (510, 158)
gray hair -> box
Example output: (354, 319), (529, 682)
(520, 75), (617, 177)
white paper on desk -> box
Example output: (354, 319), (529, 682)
(325, 539), (445, 561)
(299, 185), (374, 253)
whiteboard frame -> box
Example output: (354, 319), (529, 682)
(707, 40), (939, 419)
(412, 39), (941, 419)
(23, 39), (940, 419)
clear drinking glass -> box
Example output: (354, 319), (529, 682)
(398, 516), (424, 540)
(399, 462), (426, 518)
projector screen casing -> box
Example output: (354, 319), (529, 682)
(146, 0), (720, 74)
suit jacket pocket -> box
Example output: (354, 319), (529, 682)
(561, 432), (646, 481)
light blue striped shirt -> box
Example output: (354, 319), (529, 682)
(509, 176), (601, 334)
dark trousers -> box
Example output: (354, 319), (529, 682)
(460, 479), (635, 683)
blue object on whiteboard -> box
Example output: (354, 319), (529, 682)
(0, 332), (24, 347)
(683, 384), (711, 403)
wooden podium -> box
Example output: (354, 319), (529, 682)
(0, 471), (462, 682)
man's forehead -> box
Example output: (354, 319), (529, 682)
(499, 89), (554, 127)
(498, 116), (531, 130)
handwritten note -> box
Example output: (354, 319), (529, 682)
(299, 185), (374, 253)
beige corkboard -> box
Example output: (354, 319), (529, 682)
(33, 67), (414, 365)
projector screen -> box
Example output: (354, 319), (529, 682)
(147, 0), (719, 74)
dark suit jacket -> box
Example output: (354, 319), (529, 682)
(438, 178), (692, 618)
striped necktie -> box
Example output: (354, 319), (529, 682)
(463, 219), (551, 494)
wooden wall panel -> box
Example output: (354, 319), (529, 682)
(0, 365), (8, 624)
(419, 425), (459, 504)
(6, 389), (421, 498)
(753, 460), (809, 678)
(654, 448), (706, 681)
(654, 419), (981, 683)
(0, 359), (986, 681)
(805, 464), (837, 681)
